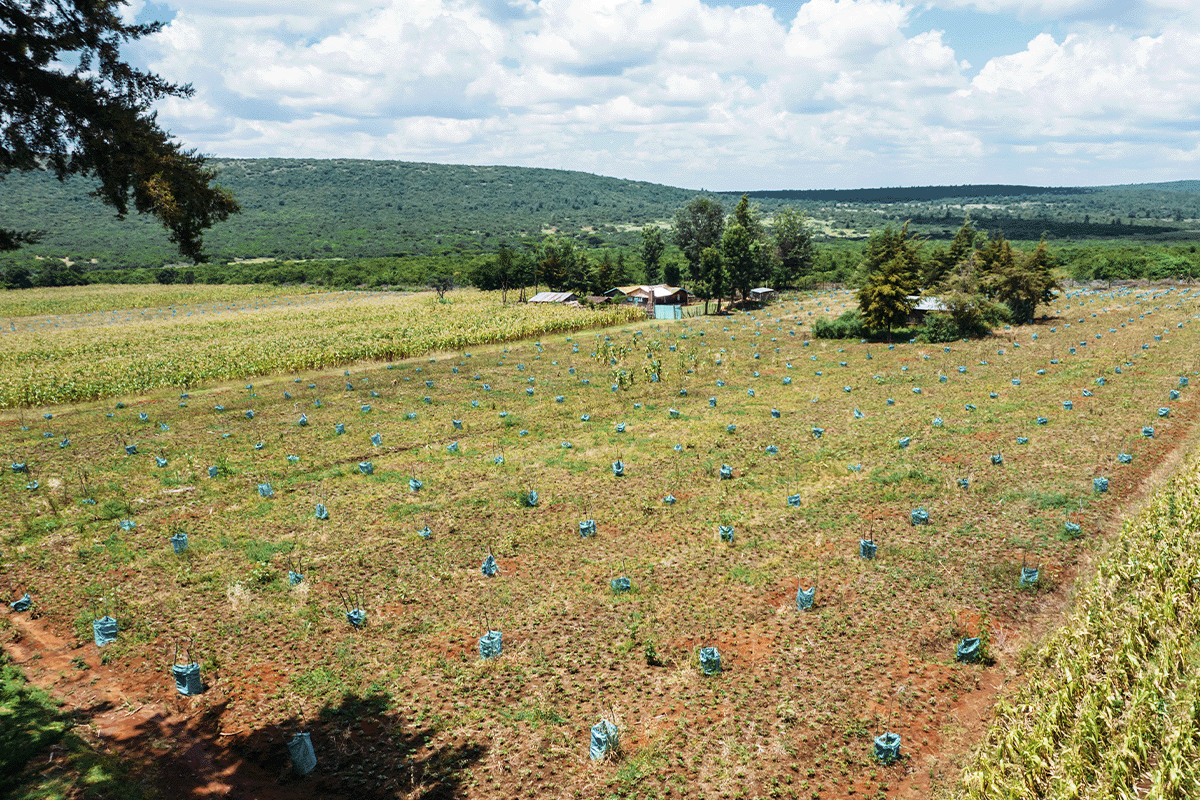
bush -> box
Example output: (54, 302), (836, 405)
(813, 309), (867, 339)
(918, 302), (1008, 343)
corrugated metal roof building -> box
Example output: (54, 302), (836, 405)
(529, 291), (579, 303)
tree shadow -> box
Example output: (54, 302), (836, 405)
(129, 689), (485, 799)
(0, 655), (150, 799)
(2, 654), (487, 800)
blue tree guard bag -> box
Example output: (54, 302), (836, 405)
(590, 719), (619, 760)
(288, 732), (317, 776)
(173, 662), (203, 695)
(874, 732), (901, 764)
(1020, 567), (1039, 588)
(93, 616), (118, 646)
(479, 630), (502, 659)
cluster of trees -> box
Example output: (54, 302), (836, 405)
(1062, 244), (1200, 282)
(671, 194), (816, 312)
(469, 239), (646, 301)
(466, 194), (818, 309)
(847, 217), (1058, 341)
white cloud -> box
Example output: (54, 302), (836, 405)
(131, 0), (1200, 189)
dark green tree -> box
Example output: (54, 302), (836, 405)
(692, 245), (727, 314)
(566, 249), (591, 295)
(927, 254), (1009, 340)
(976, 230), (1017, 277)
(612, 250), (631, 287)
(536, 235), (577, 291)
(662, 255), (683, 287)
(429, 273), (454, 299)
(772, 205), (815, 288)
(639, 225), (665, 284)
(494, 241), (515, 303)
(673, 196), (724, 279)
(985, 237), (1059, 324)
(592, 249), (616, 295)
(1, 0), (239, 260)
(923, 215), (977, 288)
(856, 224), (921, 338)
(722, 195), (773, 302)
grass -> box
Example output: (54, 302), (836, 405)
(2, 283), (1199, 799)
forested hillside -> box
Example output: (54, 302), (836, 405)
(3, 158), (1200, 272)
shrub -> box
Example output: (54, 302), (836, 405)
(813, 309), (866, 340)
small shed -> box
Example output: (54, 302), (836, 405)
(750, 287), (776, 303)
(529, 291), (579, 304)
(907, 295), (948, 322)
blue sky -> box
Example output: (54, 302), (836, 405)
(121, 0), (1200, 191)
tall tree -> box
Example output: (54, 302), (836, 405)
(722, 195), (772, 302)
(923, 215), (977, 288)
(470, 241), (518, 302)
(536, 235), (577, 291)
(985, 237), (1059, 324)
(976, 230), (1017, 277)
(567, 249), (591, 295)
(673, 196), (725, 279)
(772, 206), (815, 288)
(639, 225), (665, 284)
(1, 0), (239, 260)
(612, 250), (631, 287)
(856, 224), (921, 339)
(592, 249), (616, 295)
(931, 255), (1009, 339)
(692, 245), (727, 315)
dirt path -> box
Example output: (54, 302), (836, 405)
(1, 608), (309, 799)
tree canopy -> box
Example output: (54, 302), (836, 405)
(984, 236), (1060, 324)
(856, 224), (922, 337)
(772, 205), (815, 288)
(1, 0), (238, 260)
(673, 196), (725, 277)
(639, 224), (665, 284)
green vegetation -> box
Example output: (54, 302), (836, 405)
(1, 0), (237, 260)
(856, 224), (922, 337)
(5, 159), (1200, 281)
(0, 288), (641, 407)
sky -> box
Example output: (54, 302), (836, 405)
(119, 0), (1200, 191)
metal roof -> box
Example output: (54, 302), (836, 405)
(529, 291), (577, 303)
(910, 296), (948, 312)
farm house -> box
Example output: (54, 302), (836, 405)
(607, 284), (690, 306)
